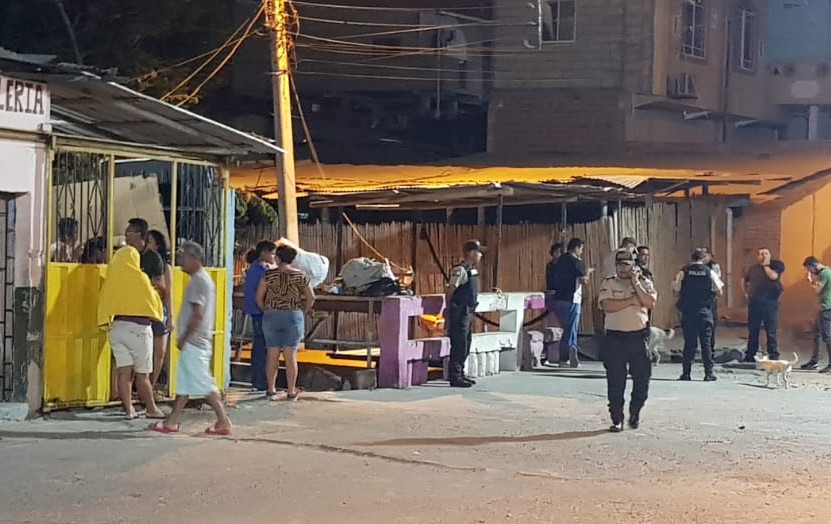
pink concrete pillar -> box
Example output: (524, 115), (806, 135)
(378, 296), (424, 388)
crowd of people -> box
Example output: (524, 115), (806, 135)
(538, 234), (831, 432)
(77, 217), (831, 435)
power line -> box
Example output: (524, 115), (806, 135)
(132, 36), (245, 82)
(176, 3), (266, 106)
(297, 57), (526, 76)
(295, 33), (532, 55)
(293, 1), (498, 13)
(288, 71), (326, 178)
(292, 70), (593, 82)
(299, 15), (450, 28)
(161, 14), (255, 101)
(296, 16), (535, 41)
(295, 39), (538, 59)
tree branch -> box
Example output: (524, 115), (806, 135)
(53, 0), (83, 65)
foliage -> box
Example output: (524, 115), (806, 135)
(235, 190), (278, 227)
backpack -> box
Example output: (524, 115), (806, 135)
(360, 277), (402, 297)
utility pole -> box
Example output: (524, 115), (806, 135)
(264, 0), (299, 243)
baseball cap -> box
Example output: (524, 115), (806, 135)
(614, 249), (636, 265)
(463, 240), (486, 253)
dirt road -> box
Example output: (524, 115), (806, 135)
(1, 363), (830, 524)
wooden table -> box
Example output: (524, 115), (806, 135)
(308, 295), (385, 369)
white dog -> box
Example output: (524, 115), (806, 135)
(754, 352), (799, 389)
(647, 328), (675, 365)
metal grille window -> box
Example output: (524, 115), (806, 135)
(738, 8), (756, 71)
(0, 195), (15, 402)
(176, 163), (224, 267)
(681, 0), (706, 59)
(541, 1), (576, 43)
(52, 151), (110, 263)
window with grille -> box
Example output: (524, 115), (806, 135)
(681, 0), (706, 59)
(738, 7), (756, 71)
(541, 1), (575, 43)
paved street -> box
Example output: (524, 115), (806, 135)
(2, 360), (831, 524)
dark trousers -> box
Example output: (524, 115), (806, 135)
(448, 305), (474, 381)
(681, 309), (714, 373)
(251, 315), (267, 390)
(811, 309), (831, 362)
(746, 299), (779, 360)
(602, 329), (651, 423)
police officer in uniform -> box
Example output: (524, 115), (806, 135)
(598, 249), (658, 433)
(672, 249), (724, 382)
(444, 240), (484, 388)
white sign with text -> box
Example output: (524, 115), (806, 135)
(0, 75), (51, 133)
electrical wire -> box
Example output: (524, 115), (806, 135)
(299, 32), (487, 53)
(298, 57), (485, 73)
(133, 34), (248, 82)
(288, 72), (326, 179)
(292, 70), (592, 83)
(299, 15), (449, 28)
(161, 14), (254, 101)
(310, 21), (535, 41)
(293, 1), (498, 13)
(341, 212), (410, 272)
(294, 41), (540, 60)
(176, 3), (266, 106)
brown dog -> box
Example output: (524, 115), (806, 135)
(754, 353), (799, 389)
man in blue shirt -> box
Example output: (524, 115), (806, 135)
(244, 241), (276, 391)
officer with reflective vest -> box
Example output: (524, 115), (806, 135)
(444, 240), (484, 388)
(673, 249), (724, 382)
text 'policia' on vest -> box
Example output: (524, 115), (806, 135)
(677, 263), (714, 312)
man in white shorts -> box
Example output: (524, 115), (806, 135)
(150, 241), (231, 435)
(97, 244), (166, 420)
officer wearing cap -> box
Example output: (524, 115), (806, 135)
(672, 249), (724, 382)
(443, 240), (484, 388)
(598, 249), (657, 433)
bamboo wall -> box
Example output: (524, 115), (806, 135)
(235, 199), (724, 342)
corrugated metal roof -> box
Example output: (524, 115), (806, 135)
(0, 51), (282, 158)
(231, 148), (831, 201)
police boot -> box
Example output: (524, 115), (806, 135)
(703, 369), (717, 382)
(449, 375), (472, 388)
(628, 407), (641, 430)
(678, 364), (692, 381)
(609, 410), (624, 433)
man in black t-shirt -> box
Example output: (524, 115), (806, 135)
(636, 246), (653, 280)
(741, 247), (785, 362)
(551, 238), (594, 367)
(125, 218), (165, 286)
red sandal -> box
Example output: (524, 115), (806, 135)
(148, 422), (179, 434)
(205, 426), (232, 436)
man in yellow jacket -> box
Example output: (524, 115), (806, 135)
(98, 245), (166, 419)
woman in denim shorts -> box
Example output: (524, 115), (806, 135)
(256, 244), (315, 401)
(147, 230), (174, 392)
